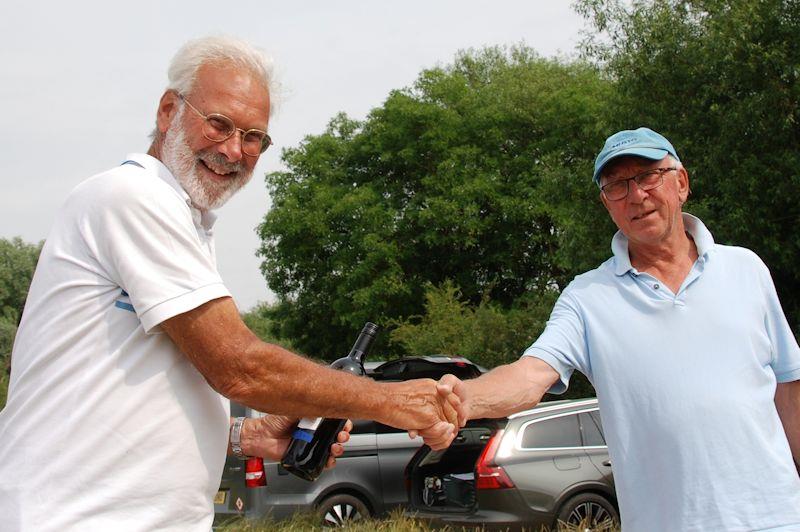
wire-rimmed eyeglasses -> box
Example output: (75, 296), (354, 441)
(601, 167), (677, 201)
(178, 93), (272, 156)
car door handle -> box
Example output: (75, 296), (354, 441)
(454, 434), (466, 443)
(602, 460), (612, 467)
(229, 466), (243, 472)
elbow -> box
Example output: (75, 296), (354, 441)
(200, 337), (265, 405)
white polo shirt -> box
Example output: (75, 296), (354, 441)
(525, 214), (800, 531)
(0, 153), (232, 531)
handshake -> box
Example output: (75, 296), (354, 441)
(240, 374), (470, 468)
(380, 373), (470, 450)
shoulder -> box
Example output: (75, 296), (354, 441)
(64, 163), (189, 228)
(710, 243), (769, 273)
(552, 258), (616, 310)
(565, 258), (616, 294)
(70, 164), (184, 210)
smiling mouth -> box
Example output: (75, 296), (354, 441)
(199, 158), (236, 178)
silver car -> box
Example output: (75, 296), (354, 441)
(405, 398), (618, 531)
(214, 356), (484, 527)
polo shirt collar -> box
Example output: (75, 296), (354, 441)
(123, 153), (218, 232)
(611, 212), (715, 276)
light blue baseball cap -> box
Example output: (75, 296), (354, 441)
(592, 127), (680, 186)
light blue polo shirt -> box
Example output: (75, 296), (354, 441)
(524, 214), (800, 532)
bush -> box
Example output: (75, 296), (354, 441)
(390, 281), (595, 399)
(0, 317), (16, 409)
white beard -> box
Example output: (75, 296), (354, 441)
(160, 113), (254, 211)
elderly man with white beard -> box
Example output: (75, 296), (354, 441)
(0, 36), (463, 532)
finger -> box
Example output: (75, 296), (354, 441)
(325, 456), (336, 470)
(408, 429), (419, 439)
(448, 392), (467, 427)
(440, 375), (469, 426)
(426, 426), (456, 451)
(336, 430), (350, 444)
(330, 443), (345, 458)
(441, 397), (460, 428)
(418, 421), (455, 450)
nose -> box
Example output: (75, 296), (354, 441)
(627, 180), (649, 203)
(217, 130), (244, 162)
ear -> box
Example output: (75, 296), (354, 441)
(600, 189), (610, 211)
(155, 91), (181, 136)
(676, 167), (690, 204)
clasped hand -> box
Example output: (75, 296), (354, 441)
(409, 374), (469, 450)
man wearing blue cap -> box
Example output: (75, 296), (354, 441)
(433, 127), (800, 530)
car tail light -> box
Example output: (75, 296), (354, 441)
(475, 430), (515, 490)
(245, 457), (266, 488)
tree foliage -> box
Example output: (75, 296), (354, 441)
(0, 237), (41, 408)
(0, 237), (42, 324)
(389, 281), (595, 398)
(258, 46), (612, 358)
(576, 0), (800, 328)
(241, 303), (297, 353)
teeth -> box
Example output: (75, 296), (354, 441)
(201, 159), (233, 176)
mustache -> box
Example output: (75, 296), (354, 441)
(198, 150), (246, 175)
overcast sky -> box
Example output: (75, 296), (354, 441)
(0, 1), (587, 311)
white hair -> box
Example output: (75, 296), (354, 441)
(167, 35), (278, 117)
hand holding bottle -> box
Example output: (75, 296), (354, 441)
(234, 415), (353, 466)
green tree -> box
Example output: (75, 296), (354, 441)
(390, 281), (594, 398)
(258, 46), (612, 358)
(0, 237), (42, 324)
(241, 302), (297, 353)
(0, 236), (41, 408)
(576, 0), (800, 328)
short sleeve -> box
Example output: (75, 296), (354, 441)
(758, 257), (800, 383)
(522, 289), (591, 394)
(82, 171), (230, 333)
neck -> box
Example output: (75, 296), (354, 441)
(628, 216), (699, 292)
(147, 140), (161, 161)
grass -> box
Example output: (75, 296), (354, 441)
(215, 508), (620, 532)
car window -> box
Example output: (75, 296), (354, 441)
(520, 414), (581, 449)
(351, 419), (376, 435)
(579, 412), (605, 446)
(373, 359), (481, 381)
(589, 410), (605, 437)
(374, 422), (407, 435)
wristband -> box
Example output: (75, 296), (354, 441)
(230, 416), (251, 460)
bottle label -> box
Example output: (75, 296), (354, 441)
(297, 417), (322, 431)
(292, 429), (313, 442)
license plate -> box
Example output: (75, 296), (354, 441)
(214, 490), (227, 505)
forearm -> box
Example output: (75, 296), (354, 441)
(163, 297), (450, 431)
(464, 357), (559, 419)
(776, 380), (800, 472)
(219, 339), (391, 423)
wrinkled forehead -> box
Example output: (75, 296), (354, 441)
(600, 155), (667, 184)
(191, 62), (270, 118)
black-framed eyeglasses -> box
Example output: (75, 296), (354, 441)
(178, 93), (272, 156)
(601, 167), (677, 201)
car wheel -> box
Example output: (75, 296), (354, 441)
(555, 493), (619, 531)
(318, 493), (370, 527)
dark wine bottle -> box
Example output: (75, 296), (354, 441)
(280, 322), (379, 481)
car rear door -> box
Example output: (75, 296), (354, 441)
(375, 422), (425, 511)
(504, 412), (592, 512)
(579, 409), (614, 487)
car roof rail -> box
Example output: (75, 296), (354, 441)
(508, 398), (598, 420)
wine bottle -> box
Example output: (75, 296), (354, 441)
(280, 322), (379, 481)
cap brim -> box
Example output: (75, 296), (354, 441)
(593, 147), (669, 185)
